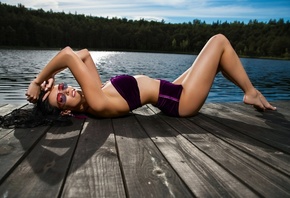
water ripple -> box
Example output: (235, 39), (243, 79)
(1, 49), (290, 104)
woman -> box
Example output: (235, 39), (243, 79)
(26, 34), (276, 118)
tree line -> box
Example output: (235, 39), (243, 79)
(1, 2), (290, 59)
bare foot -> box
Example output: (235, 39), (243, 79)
(243, 89), (277, 111)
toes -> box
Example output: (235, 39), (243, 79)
(266, 104), (277, 110)
(261, 99), (276, 110)
(253, 104), (265, 112)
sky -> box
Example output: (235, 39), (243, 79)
(2, 0), (290, 24)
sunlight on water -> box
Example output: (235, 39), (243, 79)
(0, 49), (290, 104)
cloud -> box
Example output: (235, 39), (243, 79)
(5, 0), (59, 9)
(2, 0), (289, 23)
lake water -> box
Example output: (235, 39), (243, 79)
(0, 49), (290, 104)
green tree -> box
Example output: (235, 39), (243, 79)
(0, 3), (289, 59)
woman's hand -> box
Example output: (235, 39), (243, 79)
(26, 80), (41, 103)
(41, 77), (55, 101)
(41, 77), (54, 91)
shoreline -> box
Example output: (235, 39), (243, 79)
(1, 46), (289, 61)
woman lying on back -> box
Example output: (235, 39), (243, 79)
(26, 34), (276, 118)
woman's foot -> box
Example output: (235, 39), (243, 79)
(243, 89), (277, 111)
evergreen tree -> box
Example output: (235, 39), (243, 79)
(0, 2), (289, 59)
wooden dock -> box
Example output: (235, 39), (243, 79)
(0, 101), (290, 197)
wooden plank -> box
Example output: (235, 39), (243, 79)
(113, 108), (193, 198)
(188, 103), (290, 197)
(142, 105), (257, 197)
(0, 104), (28, 139)
(272, 101), (290, 111)
(1, 101), (289, 197)
(183, 115), (290, 196)
(200, 103), (290, 173)
(267, 101), (290, 117)
(0, 125), (49, 184)
(0, 118), (84, 198)
(223, 102), (290, 130)
(202, 102), (289, 132)
(0, 103), (27, 117)
(200, 103), (290, 154)
(61, 118), (126, 198)
(197, 113), (290, 176)
(0, 128), (14, 140)
(0, 104), (7, 108)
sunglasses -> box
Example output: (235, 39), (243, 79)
(57, 82), (68, 107)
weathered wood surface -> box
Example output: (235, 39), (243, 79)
(0, 101), (289, 197)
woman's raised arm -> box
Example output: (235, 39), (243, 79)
(26, 47), (107, 110)
(76, 49), (102, 86)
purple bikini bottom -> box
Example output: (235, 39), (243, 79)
(154, 80), (183, 117)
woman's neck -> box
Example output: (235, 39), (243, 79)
(75, 91), (89, 113)
(80, 101), (90, 112)
(81, 92), (89, 112)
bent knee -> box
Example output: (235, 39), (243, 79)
(211, 34), (230, 46)
(60, 46), (75, 56)
(212, 33), (228, 40)
(62, 46), (73, 52)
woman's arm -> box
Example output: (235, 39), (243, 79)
(39, 49), (101, 97)
(26, 47), (107, 110)
(76, 49), (102, 86)
(26, 49), (71, 103)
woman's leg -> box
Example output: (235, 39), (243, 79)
(175, 34), (276, 117)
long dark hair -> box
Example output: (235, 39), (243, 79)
(37, 90), (61, 116)
(0, 90), (70, 128)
